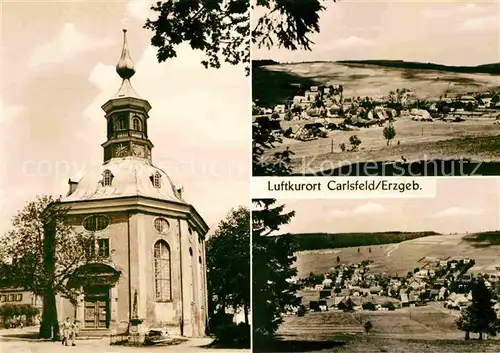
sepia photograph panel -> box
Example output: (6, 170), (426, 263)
(252, 0), (500, 177)
(1, 1), (250, 352)
(252, 179), (500, 352)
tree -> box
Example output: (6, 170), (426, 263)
(206, 206), (250, 344)
(383, 124), (396, 146)
(252, 199), (300, 347)
(0, 195), (102, 339)
(253, 118), (294, 176)
(349, 135), (361, 151)
(334, 286), (341, 295)
(364, 320), (373, 334)
(145, 0), (337, 75)
(271, 112), (280, 120)
(456, 278), (499, 340)
(336, 256), (340, 263)
(491, 94), (499, 106)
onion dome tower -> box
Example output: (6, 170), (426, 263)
(101, 29), (153, 163)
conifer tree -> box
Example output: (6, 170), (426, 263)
(252, 199), (300, 348)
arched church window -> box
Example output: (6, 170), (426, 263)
(102, 169), (114, 186)
(132, 116), (142, 131)
(199, 256), (202, 264)
(83, 215), (109, 232)
(154, 217), (170, 234)
(151, 172), (161, 188)
(154, 240), (171, 301)
(189, 247), (193, 256)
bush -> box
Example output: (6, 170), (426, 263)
(364, 320), (373, 334)
(212, 322), (250, 347)
(382, 302), (396, 311)
(297, 305), (307, 317)
(362, 302), (376, 311)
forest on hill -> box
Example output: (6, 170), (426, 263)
(270, 231), (440, 251)
(337, 60), (500, 75)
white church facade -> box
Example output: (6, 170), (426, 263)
(55, 29), (209, 338)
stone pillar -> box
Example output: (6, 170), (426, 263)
(110, 285), (118, 329)
(76, 289), (85, 324)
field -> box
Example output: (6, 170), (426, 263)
(259, 62), (500, 100)
(294, 234), (500, 278)
(278, 305), (460, 339)
(275, 305), (500, 352)
(268, 117), (500, 175)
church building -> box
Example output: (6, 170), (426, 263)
(56, 29), (209, 338)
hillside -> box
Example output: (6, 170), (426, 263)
(295, 233), (500, 278)
(337, 60), (500, 75)
(270, 231), (439, 251)
(252, 60), (500, 108)
(252, 61), (320, 108)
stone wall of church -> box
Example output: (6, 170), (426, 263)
(63, 209), (207, 337)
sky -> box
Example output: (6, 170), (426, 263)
(276, 179), (500, 235)
(0, 1), (250, 235)
(252, 0), (500, 66)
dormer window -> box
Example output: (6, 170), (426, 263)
(151, 172), (161, 188)
(103, 169), (114, 186)
(132, 116), (142, 131)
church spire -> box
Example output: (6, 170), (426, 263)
(116, 29), (135, 79)
(115, 29), (140, 99)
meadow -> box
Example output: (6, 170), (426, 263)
(270, 117), (500, 175)
(276, 305), (500, 352)
(260, 62), (500, 101)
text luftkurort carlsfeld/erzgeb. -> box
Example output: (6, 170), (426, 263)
(267, 179), (423, 193)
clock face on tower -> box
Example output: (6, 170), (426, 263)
(115, 144), (128, 157)
(133, 144), (146, 158)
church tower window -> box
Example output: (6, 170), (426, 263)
(154, 217), (170, 234)
(151, 172), (162, 188)
(102, 169), (114, 186)
(154, 240), (172, 301)
(116, 115), (127, 130)
(132, 116), (142, 131)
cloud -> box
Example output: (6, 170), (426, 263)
(461, 16), (498, 32)
(126, 0), (155, 21)
(0, 100), (25, 123)
(330, 36), (374, 49)
(82, 42), (249, 226)
(84, 43), (248, 147)
(331, 202), (386, 218)
(422, 2), (488, 19)
(29, 23), (112, 67)
(432, 207), (484, 218)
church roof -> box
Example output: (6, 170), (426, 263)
(62, 157), (184, 204)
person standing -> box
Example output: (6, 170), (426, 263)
(61, 317), (71, 346)
(69, 319), (80, 346)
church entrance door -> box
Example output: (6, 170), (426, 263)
(84, 286), (110, 329)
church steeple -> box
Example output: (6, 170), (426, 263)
(115, 29), (141, 99)
(101, 29), (154, 164)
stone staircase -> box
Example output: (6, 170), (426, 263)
(77, 328), (110, 339)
